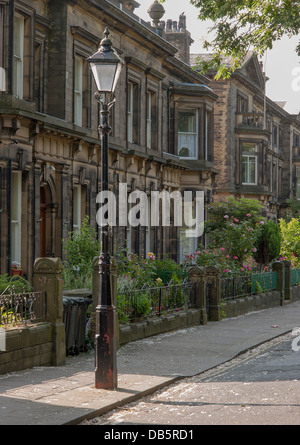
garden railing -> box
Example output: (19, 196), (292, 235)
(0, 288), (47, 327)
(117, 278), (193, 324)
(291, 268), (300, 286)
(221, 271), (278, 301)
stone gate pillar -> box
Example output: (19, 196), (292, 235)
(205, 266), (222, 321)
(272, 261), (285, 305)
(33, 257), (66, 366)
(283, 260), (292, 302)
(188, 266), (207, 325)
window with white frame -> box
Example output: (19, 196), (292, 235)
(178, 108), (198, 159)
(74, 55), (83, 126)
(127, 81), (139, 144)
(242, 143), (258, 185)
(73, 184), (82, 232)
(296, 169), (300, 200)
(179, 228), (198, 264)
(13, 14), (24, 99)
(145, 195), (151, 254)
(127, 82), (134, 143)
(11, 171), (22, 265)
(205, 110), (212, 161)
(146, 91), (152, 149)
(273, 123), (278, 148)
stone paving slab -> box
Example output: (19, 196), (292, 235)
(0, 301), (300, 425)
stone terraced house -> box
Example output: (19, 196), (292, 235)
(191, 52), (300, 220)
(0, 0), (218, 279)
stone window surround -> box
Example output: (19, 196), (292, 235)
(13, 2), (35, 102)
(71, 26), (99, 129)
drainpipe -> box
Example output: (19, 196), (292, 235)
(7, 159), (11, 273)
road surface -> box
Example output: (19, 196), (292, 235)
(81, 332), (300, 426)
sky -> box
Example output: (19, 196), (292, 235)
(136, 0), (300, 115)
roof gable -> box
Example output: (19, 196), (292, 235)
(238, 54), (266, 92)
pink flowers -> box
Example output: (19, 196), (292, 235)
(234, 219), (239, 222)
(253, 247), (257, 252)
(223, 268), (229, 273)
(259, 221), (265, 225)
(233, 256), (238, 260)
(224, 215), (229, 219)
(246, 213), (251, 217)
(220, 247), (225, 251)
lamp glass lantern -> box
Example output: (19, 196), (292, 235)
(87, 28), (124, 94)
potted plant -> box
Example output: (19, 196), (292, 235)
(11, 262), (23, 277)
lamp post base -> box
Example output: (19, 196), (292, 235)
(95, 304), (118, 389)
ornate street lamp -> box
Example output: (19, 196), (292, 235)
(87, 28), (124, 389)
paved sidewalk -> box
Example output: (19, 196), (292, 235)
(1, 301), (300, 425)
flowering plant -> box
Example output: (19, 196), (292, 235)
(204, 197), (265, 265)
(11, 262), (22, 270)
(184, 246), (257, 277)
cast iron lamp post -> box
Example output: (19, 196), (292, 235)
(87, 28), (124, 389)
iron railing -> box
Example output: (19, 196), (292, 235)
(291, 268), (300, 286)
(117, 279), (193, 324)
(221, 275), (252, 300)
(221, 271), (277, 301)
(251, 271), (277, 294)
(158, 269), (188, 284)
(0, 288), (47, 327)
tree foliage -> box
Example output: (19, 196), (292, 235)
(279, 217), (300, 266)
(254, 220), (281, 267)
(161, 0), (300, 79)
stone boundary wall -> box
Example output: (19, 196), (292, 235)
(222, 291), (282, 319)
(0, 323), (53, 375)
(2, 260), (300, 375)
(0, 258), (66, 376)
(119, 309), (202, 345)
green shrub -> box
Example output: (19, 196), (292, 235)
(254, 220), (281, 268)
(116, 293), (130, 325)
(279, 218), (300, 267)
(132, 291), (152, 319)
(62, 216), (100, 289)
(0, 274), (32, 294)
